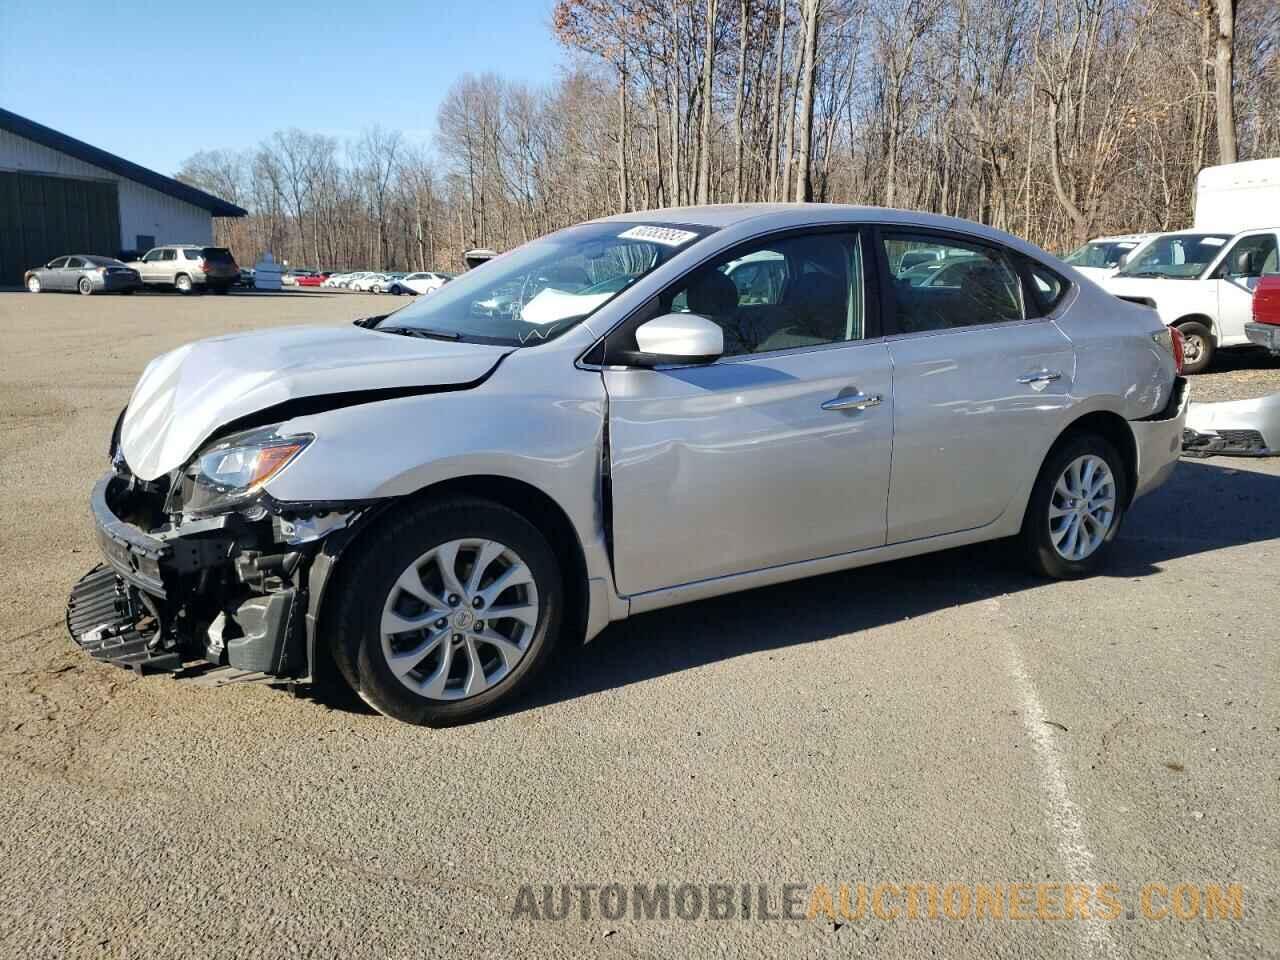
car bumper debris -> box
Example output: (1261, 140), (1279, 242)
(1244, 322), (1280, 355)
(1182, 391), (1280, 458)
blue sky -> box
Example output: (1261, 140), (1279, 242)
(0, 0), (566, 176)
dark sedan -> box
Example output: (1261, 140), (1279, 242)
(25, 255), (142, 295)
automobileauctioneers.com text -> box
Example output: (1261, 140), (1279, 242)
(512, 881), (1245, 924)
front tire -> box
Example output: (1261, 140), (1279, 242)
(1021, 433), (1127, 579)
(1176, 320), (1214, 374)
(326, 498), (563, 726)
(26, 275), (41, 293)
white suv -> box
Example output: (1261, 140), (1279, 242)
(129, 245), (239, 294)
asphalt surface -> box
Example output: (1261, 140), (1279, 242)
(1, 288), (1277, 959)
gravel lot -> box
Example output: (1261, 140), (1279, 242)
(1, 289), (1277, 960)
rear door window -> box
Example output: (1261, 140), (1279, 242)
(881, 233), (1026, 333)
(66, 257), (85, 268)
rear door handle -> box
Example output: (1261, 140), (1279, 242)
(1017, 369), (1063, 384)
(821, 392), (882, 412)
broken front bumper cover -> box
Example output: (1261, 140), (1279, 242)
(66, 473), (312, 680)
(1182, 392), (1280, 458)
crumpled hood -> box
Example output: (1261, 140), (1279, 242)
(120, 324), (509, 480)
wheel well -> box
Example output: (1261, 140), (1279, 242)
(1053, 411), (1139, 506)
(333, 476), (591, 646)
(1173, 314), (1216, 340)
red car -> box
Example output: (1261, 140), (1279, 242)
(294, 272), (331, 288)
(1245, 275), (1280, 355)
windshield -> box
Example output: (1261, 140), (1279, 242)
(1117, 234), (1231, 279)
(380, 221), (710, 345)
(1065, 240), (1140, 269)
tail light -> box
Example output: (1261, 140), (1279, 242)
(1152, 327), (1184, 376)
(1169, 326), (1186, 376)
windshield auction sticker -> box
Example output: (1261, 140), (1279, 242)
(618, 225), (699, 247)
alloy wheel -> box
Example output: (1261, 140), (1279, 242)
(380, 538), (539, 701)
(27, 276), (40, 293)
(1048, 454), (1117, 562)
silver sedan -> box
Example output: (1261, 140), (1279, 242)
(71, 205), (1188, 725)
(25, 255), (142, 295)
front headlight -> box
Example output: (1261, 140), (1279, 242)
(176, 426), (313, 518)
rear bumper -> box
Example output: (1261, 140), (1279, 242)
(1245, 322), (1280, 354)
(1131, 376), (1190, 499)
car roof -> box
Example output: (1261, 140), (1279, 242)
(1148, 228), (1245, 237)
(593, 203), (1052, 256)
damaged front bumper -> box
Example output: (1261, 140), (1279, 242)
(66, 472), (364, 682)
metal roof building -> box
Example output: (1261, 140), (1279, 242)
(0, 107), (246, 286)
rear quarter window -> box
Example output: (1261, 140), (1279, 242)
(1017, 256), (1070, 317)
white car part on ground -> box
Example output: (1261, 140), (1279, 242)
(1183, 393), (1280, 457)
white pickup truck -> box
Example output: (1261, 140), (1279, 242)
(1101, 159), (1280, 373)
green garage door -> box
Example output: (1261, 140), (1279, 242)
(0, 172), (120, 287)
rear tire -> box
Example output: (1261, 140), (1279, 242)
(1021, 433), (1127, 579)
(325, 498), (563, 726)
(78, 277), (93, 296)
(1176, 320), (1214, 374)
(175, 273), (193, 294)
(26, 276), (41, 293)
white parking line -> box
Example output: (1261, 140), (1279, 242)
(998, 609), (1122, 960)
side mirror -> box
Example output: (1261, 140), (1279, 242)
(1116, 253), (1130, 268)
(624, 313), (724, 366)
(1233, 250), (1257, 277)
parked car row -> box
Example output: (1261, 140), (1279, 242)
(320, 270), (455, 294)
(24, 245), (241, 295)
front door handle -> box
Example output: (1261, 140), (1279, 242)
(821, 392), (882, 412)
(1017, 369), (1063, 385)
